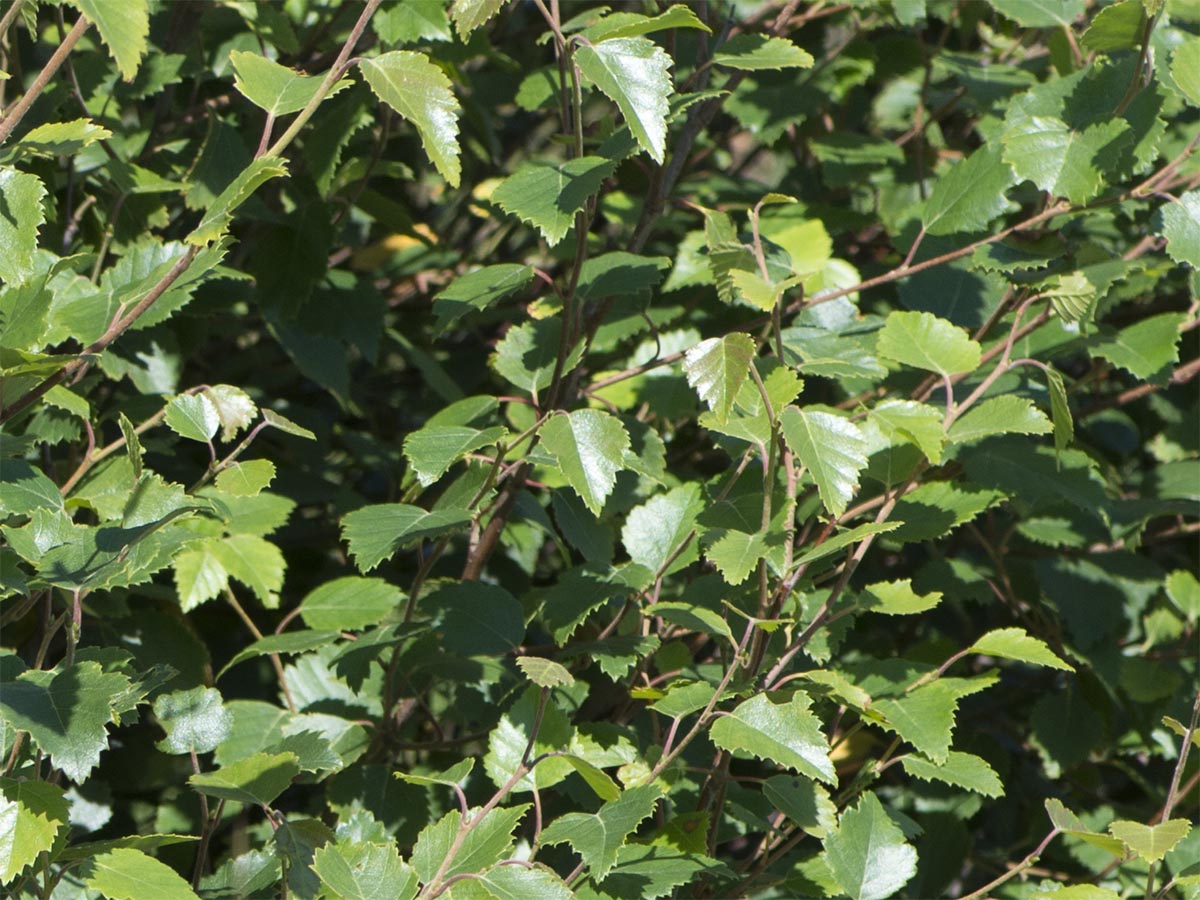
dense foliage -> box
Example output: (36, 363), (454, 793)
(1, 0), (1198, 898)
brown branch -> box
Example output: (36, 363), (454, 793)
(0, 14), (90, 146)
(1079, 356), (1200, 419)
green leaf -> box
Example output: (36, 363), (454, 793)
(873, 676), (996, 764)
(491, 319), (581, 394)
(763, 775), (837, 837)
(1041, 271), (1096, 324)
(1087, 312), (1186, 384)
(0, 778), (68, 883)
(262, 408), (317, 440)
(449, 863), (572, 900)
(298, 576), (401, 632)
(969, 627), (1074, 671)
(403, 424), (504, 486)
(780, 407), (869, 518)
(0, 460), (64, 517)
(341, 504), (472, 572)
(411, 805), (529, 884)
(69, 0), (149, 81)
(592, 843), (725, 898)
(900, 751), (1004, 797)
(16, 118), (112, 157)
(876, 311), (982, 377)
(448, 0), (505, 39)
(823, 792), (918, 900)
(648, 680), (718, 719)
(187, 157), (288, 246)
(1001, 115), (1130, 204)
(214, 459), (276, 497)
(491, 156), (616, 246)
(516, 656), (575, 688)
(575, 37), (672, 163)
(427, 581), (525, 656)
(621, 484), (703, 575)
(540, 410), (630, 516)
(1170, 39), (1200, 107)
(1166, 569), (1200, 625)
(433, 264), (533, 329)
(1044, 367), (1073, 459)
(922, 145), (1017, 236)
(712, 34), (814, 70)
(706, 529), (767, 586)
(153, 687), (232, 755)
(729, 269), (779, 311)
(173, 541), (229, 612)
(83, 848), (200, 900)
(1160, 191), (1200, 269)
(990, 0), (1084, 26)
(230, 50), (348, 117)
(0, 662), (130, 782)
(654, 601), (734, 643)
(0, 167), (47, 286)
(484, 688), (575, 793)
(580, 5), (710, 42)
(360, 51), (461, 187)
(559, 756), (622, 803)
(541, 785), (661, 880)
(217, 630), (343, 679)
(793, 522), (902, 567)
(963, 438), (1109, 517)
(1044, 799), (1122, 852)
(709, 692), (836, 784)
(1032, 887), (1123, 900)
(869, 400), (944, 464)
(312, 838), (418, 900)
(860, 580), (943, 615)
(188, 751), (300, 806)
(684, 333), (757, 425)
(1108, 819), (1191, 863)
(375, 0), (453, 45)
(576, 252), (670, 304)
(1081, 0), (1145, 53)
(948, 396), (1052, 445)
(396, 758), (474, 789)
(211, 534), (285, 607)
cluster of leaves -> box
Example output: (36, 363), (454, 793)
(1, 0), (1198, 898)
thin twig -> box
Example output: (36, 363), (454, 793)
(0, 14), (90, 146)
